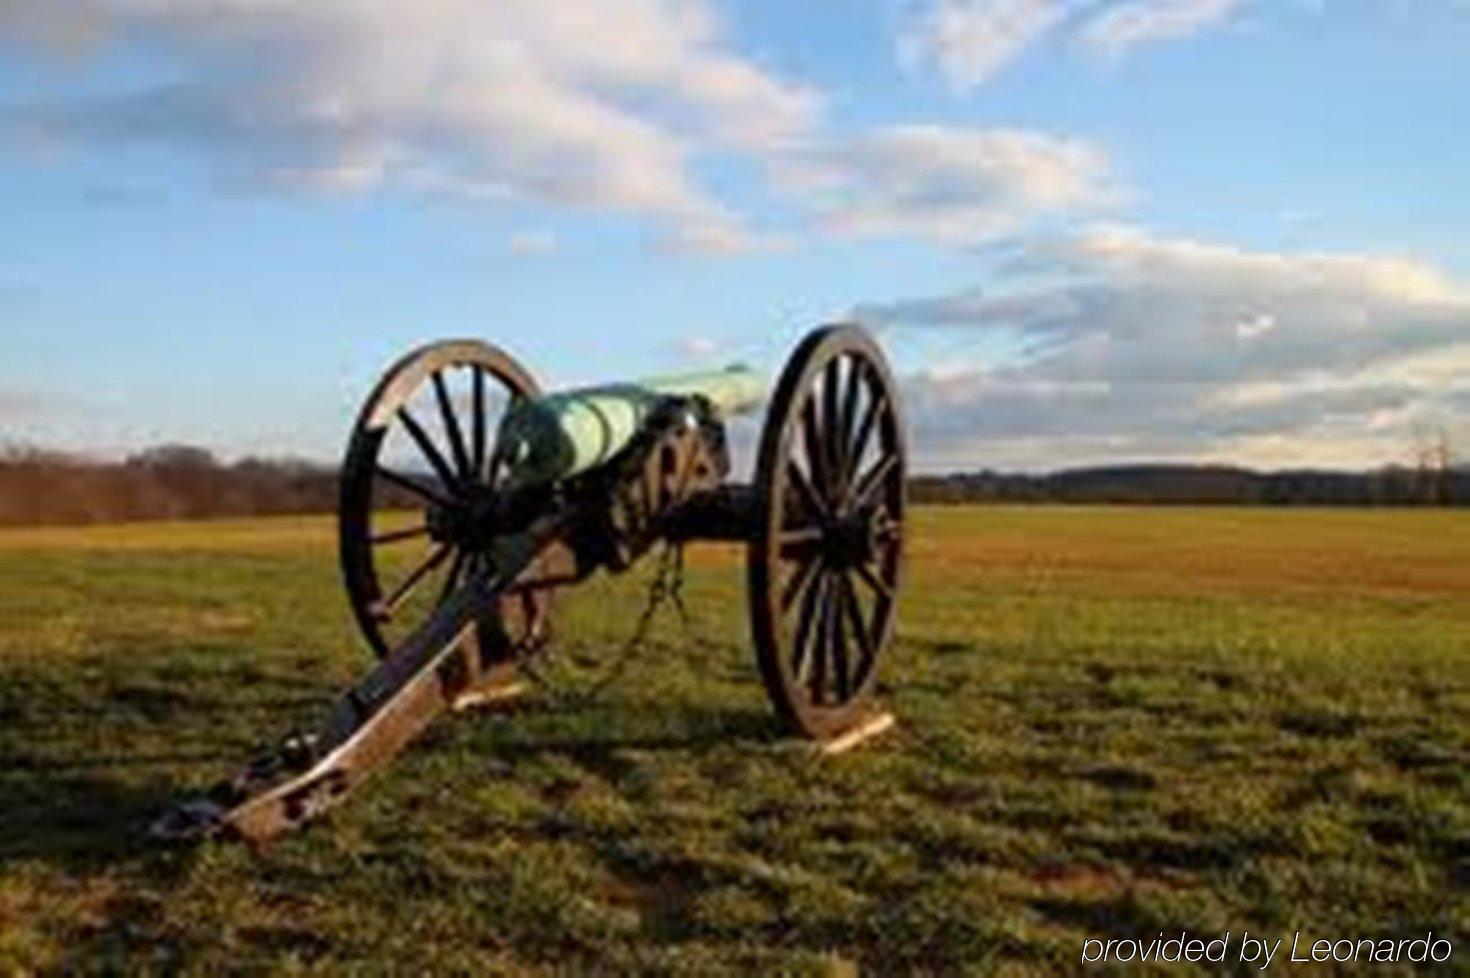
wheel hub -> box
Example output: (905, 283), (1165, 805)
(426, 493), (498, 551)
(821, 505), (883, 569)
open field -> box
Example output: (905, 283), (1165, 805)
(1, 506), (1468, 975)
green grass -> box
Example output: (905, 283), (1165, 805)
(1, 507), (1467, 975)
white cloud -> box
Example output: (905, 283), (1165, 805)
(1080, 0), (1245, 58)
(899, 0), (1069, 90)
(1, 4), (1115, 254)
(900, 0), (1254, 89)
(787, 125), (1114, 247)
(1235, 311), (1276, 340)
(856, 228), (1470, 469)
(0, 0), (818, 241)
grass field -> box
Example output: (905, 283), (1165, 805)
(1, 506), (1467, 975)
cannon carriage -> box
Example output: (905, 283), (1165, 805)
(155, 324), (907, 842)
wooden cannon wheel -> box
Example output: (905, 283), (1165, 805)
(748, 325), (906, 740)
(338, 339), (551, 659)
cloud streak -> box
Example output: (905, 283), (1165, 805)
(781, 125), (1115, 247)
(2, 1), (1123, 253)
(901, 0), (1251, 90)
(857, 228), (1470, 469)
(1081, 0), (1244, 59)
(899, 0), (1070, 90)
(1, 0), (818, 241)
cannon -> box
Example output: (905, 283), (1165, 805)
(153, 324), (906, 842)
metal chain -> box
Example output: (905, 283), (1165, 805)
(517, 542), (690, 709)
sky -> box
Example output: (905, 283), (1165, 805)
(0, 0), (1467, 472)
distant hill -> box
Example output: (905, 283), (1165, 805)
(0, 445), (1463, 526)
(911, 463), (1467, 506)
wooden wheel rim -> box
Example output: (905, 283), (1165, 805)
(748, 324), (906, 739)
(339, 339), (544, 658)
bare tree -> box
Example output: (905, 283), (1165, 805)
(1409, 424), (1455, 505)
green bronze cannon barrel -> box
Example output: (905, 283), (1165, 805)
(497, 364), (765, 488)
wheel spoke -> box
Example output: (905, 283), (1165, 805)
(487, 446), (505, 488)
(853, 559), (894, 603)
(852, 452), (898, 511)
(833, 576), (854, 701)
(397, 406), (461, 497)
(800, 397), (829, 502)
(373, 543), (452, 619)
(840, 570), (873, 671)
(847, 387), (884, 486)
(374, 464), (454, 508)
(438, 547), (468, 605)
(487, 392), (524, 487)
(838, 359), (863, 482)
(780, 551), (822, 614)
(822, 358), (843, 493)
(371, 523), (429, 545)
(786, 459), (829, 524)
(471, 367), (487, 482)
(790, 570), (826, 684)
(778, 524), (825, 558)
(432, 371), (472, 483)
(809, 577), (834, 704)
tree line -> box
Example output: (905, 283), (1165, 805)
(910, 463), (1466, 506)
(0, 444), (1463, 527)
(0, 444), (339, 526)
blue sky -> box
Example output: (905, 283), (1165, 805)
(1, 0), (1467, 470)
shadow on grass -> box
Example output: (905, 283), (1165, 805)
(0, 770), (185, 865)
(480, 702), (782, 757)
(0, 652), (330, 872)
(0, 753), (227, 861)
(2, 650), (781, 874)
